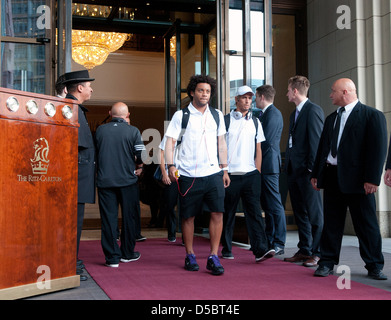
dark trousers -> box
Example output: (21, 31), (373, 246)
(287, 168), (323, 256)
(319, 165), (384, 272)
(98, 184), (139, 264)
(260, 173), (286, 249)
(222, 170), (268, 256)
(157, 182), (178, 238)
(77, 202), (85, 257)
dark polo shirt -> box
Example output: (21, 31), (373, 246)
(95, 118), (145, 188)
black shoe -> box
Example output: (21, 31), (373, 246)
(221, 251), (234, 260)
(80, 274), (88, 281)
(77, 259), (84, 267)
(314, 265), (333, 277)
(120, 252), (141, 263)
(184, 254), (199, 271)
(76, 267), (84, 275)
(207, 255), (224, 275)
(255, 249), (275, 262)
(274, 247), (285, 256)
(136, 235), (147, 242)
(368, 270), (388, 280)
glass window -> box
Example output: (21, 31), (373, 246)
(228, 9), (242, 53)
(227, 0), (266, 111)
(251, 10), (264, 53)
(2, 0), (47, 38)
(1, 42), (46, 93)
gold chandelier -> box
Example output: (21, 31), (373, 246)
(72, 30), (129, 70)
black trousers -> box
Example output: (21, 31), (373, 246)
(260, 173), (286, 249)
(319, 165), (384, 272)
(77, 202), (85, 258)
(157, 182), (178, 238)
(222, 170), (268, 256)
(287, 168), (323, 256)
(98, 183), (139, 264)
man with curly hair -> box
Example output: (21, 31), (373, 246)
(165, 75), (230, 275)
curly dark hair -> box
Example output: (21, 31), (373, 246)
(186, 75), (216, 101)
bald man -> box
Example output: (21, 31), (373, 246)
(311, 78), (388, 280)
(95, 102), (146, 267)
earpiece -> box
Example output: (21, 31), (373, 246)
(233, 111), (252, 120)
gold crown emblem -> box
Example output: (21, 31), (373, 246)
(31, 138), (50, 175)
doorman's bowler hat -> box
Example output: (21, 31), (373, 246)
(62, 70), (95, 84)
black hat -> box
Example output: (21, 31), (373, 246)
(62, 70), (95, 84)
(55, 74), (66, 86)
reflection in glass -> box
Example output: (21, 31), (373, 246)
(1, 0), (47, 38)
(251, 57), (265, 88)
(251, 11), (265, 53)
(228, 9), (242, 52)
(1, 42), (46, 93)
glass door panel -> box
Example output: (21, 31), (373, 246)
(1, 0), (52, 94)
(1, 42), (45, 92)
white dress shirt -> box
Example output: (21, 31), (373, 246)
(327, 99), (358, 165)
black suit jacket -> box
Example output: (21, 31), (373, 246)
(285, 99), (324, 175)
(312, 102), (387, 194)
(66, 93), (96, 204)
(259, 104), (283, 174)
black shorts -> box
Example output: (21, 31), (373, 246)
(178, 171), (225, 219)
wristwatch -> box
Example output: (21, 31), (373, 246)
(167, 164), (176, 169)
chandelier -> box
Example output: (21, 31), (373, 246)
(72, 30), (129, 70)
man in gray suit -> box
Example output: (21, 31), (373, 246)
(256, 85), (286, 255)
(283, 76), (324, 267)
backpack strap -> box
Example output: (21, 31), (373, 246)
(208, 106), (220, 129)
(252, 116), (258, 159)
(177, 106), (190, 146)
(224, 114), (231, 132)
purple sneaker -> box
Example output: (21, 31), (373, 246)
(184, 253), (199, 271)
(207, 255), (224, 275)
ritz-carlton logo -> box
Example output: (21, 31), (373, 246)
(17, 137), (61, 182)
(31, 137), (50, 175)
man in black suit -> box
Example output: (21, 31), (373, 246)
(63, 70), (96, 281)
(256, 85), (286, 255)
(283, 76), (324, 267)
(311, 78), (388, 280)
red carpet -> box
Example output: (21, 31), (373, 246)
(79, 237), (391, 300)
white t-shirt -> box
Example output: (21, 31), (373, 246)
(226, 111), (265, 174)
(165, 103), (226, 178)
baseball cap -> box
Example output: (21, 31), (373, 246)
(236, 85), (254, 96)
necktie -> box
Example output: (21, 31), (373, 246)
(294, 109), (300, 123)
(331, 107), (345, 158)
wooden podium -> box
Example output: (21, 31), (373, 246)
(0, 88), (80, 299)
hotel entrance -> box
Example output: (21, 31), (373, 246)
(0, 0), (307, 231)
